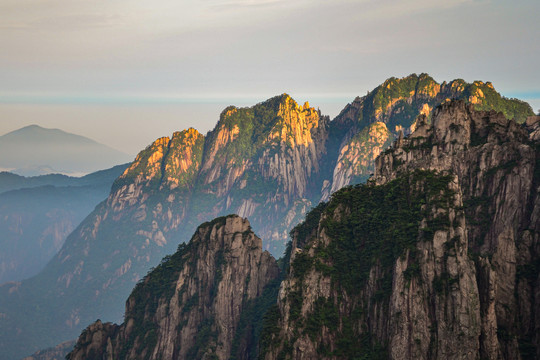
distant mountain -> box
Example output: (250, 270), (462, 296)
(0, 164), (131, 194)
(0, 75), (535, 359)
(0, 163), (129, 284)
(0, 125), (132, 176)
(22, 340), (76, 360)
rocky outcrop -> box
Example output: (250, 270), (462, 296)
(67, 215), (279, 360)
(264, 101), (539, 359)
(329, 121), (393, 194)
(112, 127), (204, 196)
(374, 101), (540, 359)
(325, 74), (534, 199)
(196, 95), (329, 253)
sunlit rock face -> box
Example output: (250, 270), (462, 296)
(330, 121), (393, 194)
(194, 94), (330, 254)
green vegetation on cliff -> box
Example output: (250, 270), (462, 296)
(206, 94), (293, 163)
(461, 81), (532, 123)
(339, 73), (533, 133)
(318, 170), (453, 294)
(269, 169), (456, 357)
(293, 169), (454, 291)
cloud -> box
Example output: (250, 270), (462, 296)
(30, 13), (122, 30)
(0, 0), (537, 100)
(207, 0), (291, 11)
(0, 0), (538, 156)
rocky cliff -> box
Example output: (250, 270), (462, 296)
(195, 95), (329, 253)
(326, 74), (534, 198)
(264, 101), (540, 359)
(67, 215), (279, 360)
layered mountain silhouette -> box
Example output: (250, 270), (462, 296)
(0, 74), (535, 359)
(0, 125), (132, 176)
(0, 164), (129, 284)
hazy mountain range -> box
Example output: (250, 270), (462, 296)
(0, 125), (132, 176)
(0, 164), (129, 284)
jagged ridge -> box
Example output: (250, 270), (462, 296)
(328, 73), (535, 195)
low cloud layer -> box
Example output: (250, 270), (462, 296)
(1, 0), (538, 97)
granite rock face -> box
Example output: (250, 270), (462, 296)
(375, 101), (540, 359)
(67, 215), (279, 360)
(196, 95), (330, 253)
(264, 101), (540, 359)
(329, 121), (393, 194)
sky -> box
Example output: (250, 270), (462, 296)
(0, 0), (539, 156)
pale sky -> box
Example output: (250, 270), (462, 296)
(0, 0), (539, 156)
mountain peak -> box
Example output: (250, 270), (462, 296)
(336, 73), (533, 132)
(257, 93), (304, 113)
(113, 128), (205, 193)
(18, 124), (45, 131)
(3, 124), (81, 140)
(0, 125), (131, 176)
(200, 93), (328, 200)
(374, 99), (530, 184)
